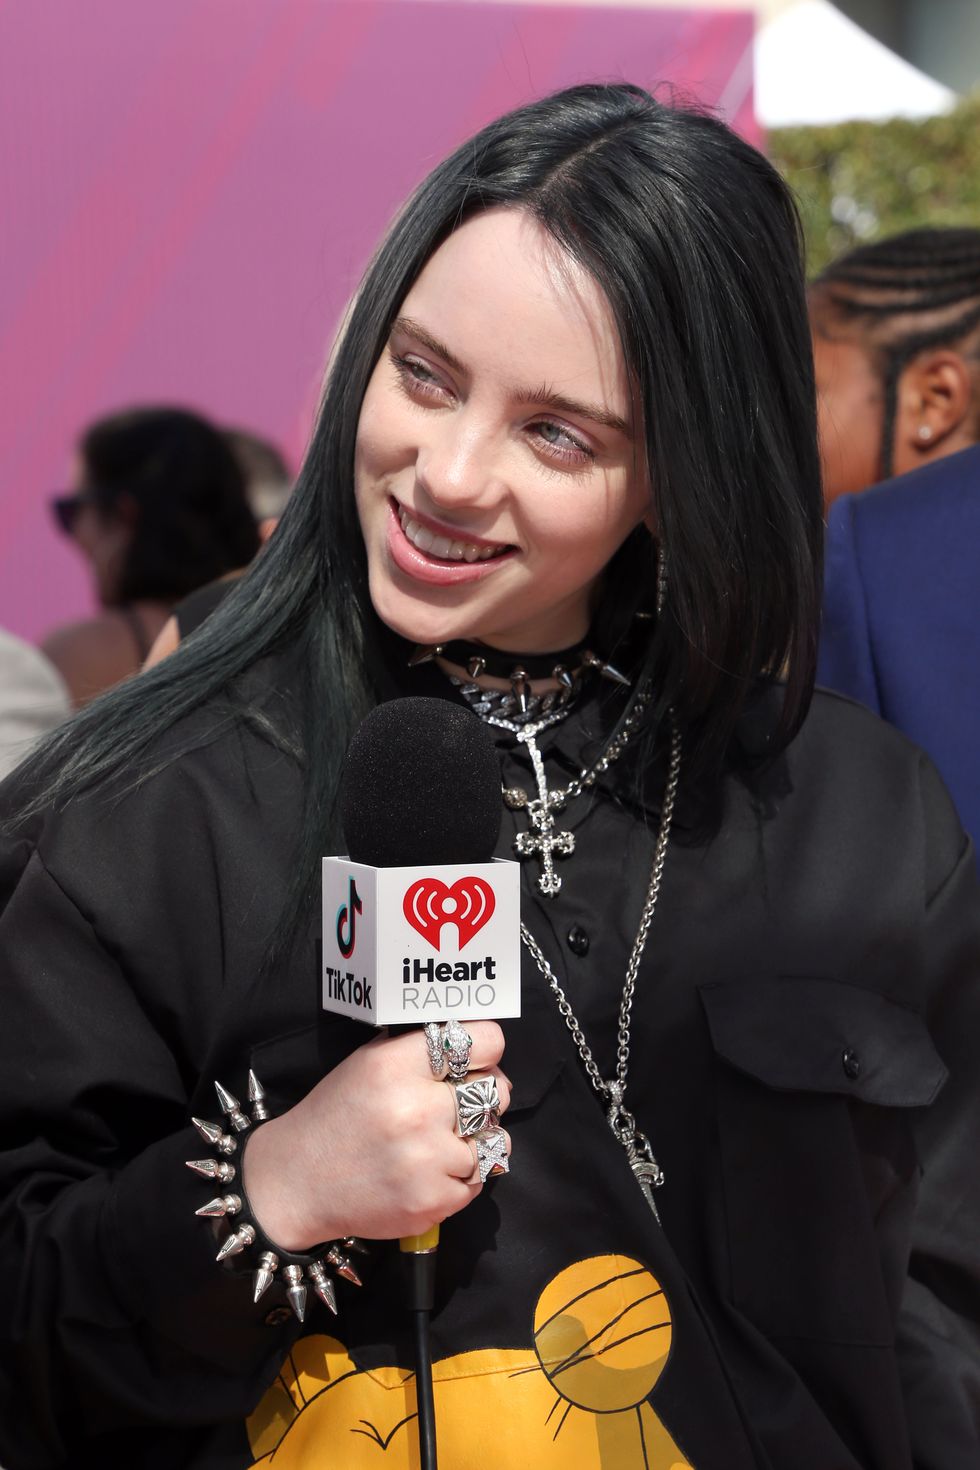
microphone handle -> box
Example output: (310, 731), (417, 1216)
(388, 1025), (439, 1467)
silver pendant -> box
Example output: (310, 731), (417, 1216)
(606, 1084), (664, 1224)
(628, 1147), (664, 1223)
(514, 814), (575, 896)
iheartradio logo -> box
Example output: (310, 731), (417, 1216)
(403, 876), (496, 951)
(322, 856), (520, 1024)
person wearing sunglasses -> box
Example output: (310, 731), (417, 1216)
(44, 406), (260, 706)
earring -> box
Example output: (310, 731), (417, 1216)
(917, 424), (933, 443)
(655, 543), (668, 617)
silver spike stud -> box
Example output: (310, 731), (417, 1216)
(247, 1070), (270, 1123)
(308, 1261), (338, 1315)
(283, 1264), (307, 1323)
(191, 1118), (238, 1156)
(583, 650), (630, 687)
(467, 655), (486, 679)
(510, 669), (531, 716)
(326, 1244), (362, 1286)
(214, 1081), (251, 1134)
(407, 643), (444, 667)
(553, 664), (574, 689)
(215, 1223), (256, 1262)
(253, 1251), (279, 1304)
(185, 1158), (236, 1183)
(195, 1193), (242, 1219)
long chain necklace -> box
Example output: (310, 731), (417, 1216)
(519, 715), (681, 1223)
(490, 687), (651, 897)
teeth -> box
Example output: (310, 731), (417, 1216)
(398, 507), (505, 563)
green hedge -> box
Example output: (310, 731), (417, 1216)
(767, 93), (980, 276)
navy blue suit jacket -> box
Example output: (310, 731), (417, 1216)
(818, 445), (980, 855)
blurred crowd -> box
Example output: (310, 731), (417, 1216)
(1, 409), (292, 775)
(2, 224), (978, 852)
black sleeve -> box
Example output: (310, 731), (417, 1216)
(898, 758), (980, 1469)
(0, 847), (296, 1466)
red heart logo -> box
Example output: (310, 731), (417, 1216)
(402, 876), (496, 951)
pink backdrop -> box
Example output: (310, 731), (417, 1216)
(0, 1), (754, 643)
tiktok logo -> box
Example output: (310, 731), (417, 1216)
(335, 876), (362, 959)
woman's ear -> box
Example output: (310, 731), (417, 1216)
(893, 349), (976, 475)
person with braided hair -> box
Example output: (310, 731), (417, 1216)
(810, 227), (980, 505)
(813, 230), (980, 854)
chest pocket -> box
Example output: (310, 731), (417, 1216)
(699, 976), (946, 1344)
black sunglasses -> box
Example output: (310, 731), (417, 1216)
(50, 492), (91, 535)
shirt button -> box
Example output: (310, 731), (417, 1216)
(841, 1047), (861, 1080)
(567, 925), (590, 957)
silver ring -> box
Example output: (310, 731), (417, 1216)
(473, 1127), (509, 1183)
(423, 1023), (444, 1078)
(448, 1074), (501, 1138)
(441, 1018), (473, 1081)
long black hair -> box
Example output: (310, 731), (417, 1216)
(7, 83), (822, 943)
(76, 406), (260, 604)
(812, 227), (980, 479)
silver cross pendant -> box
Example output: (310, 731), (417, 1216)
(514, 808), (575, 896)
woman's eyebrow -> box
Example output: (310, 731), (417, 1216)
(392, 317), (466, 375)
(513, 385), (631, 437)
(392, 315), (631, 437)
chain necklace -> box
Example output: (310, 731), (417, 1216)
(519, 715), (681, 1223)
(491, 686), (651, 896)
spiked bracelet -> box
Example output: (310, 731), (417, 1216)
(186, 1072), (368, 1323)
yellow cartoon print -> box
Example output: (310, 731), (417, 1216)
(247, 1254), (693, 1467)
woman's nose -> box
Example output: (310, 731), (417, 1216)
(415, 412), (502, 513)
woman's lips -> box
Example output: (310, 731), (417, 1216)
(385, 501), (516, 586)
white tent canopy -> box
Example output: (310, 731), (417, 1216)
(756, 0), (957, 129)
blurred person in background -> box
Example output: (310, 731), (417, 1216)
(813, 230), (980, 852)
(44, 406), (260, 706)
(809, 227), (980, 506)
(818, 444), (980, 855)
(0, 629), (70, 781)
(224, 426), (293, 532)
(144, 428), (293, 665)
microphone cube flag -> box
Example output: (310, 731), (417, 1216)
(322, 857), (522, 1025)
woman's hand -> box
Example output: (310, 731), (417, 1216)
(242, 1022), (510, 1249)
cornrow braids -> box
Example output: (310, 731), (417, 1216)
(814, 227), (980, 478)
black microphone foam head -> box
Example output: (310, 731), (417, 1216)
(341, 697), (502, 867)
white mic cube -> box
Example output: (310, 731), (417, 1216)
(322, 856), (522, 1026)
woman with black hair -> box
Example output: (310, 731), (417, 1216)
(810, 227), (980, 504)
(45, 406), (260, 705)
(1, 85), (977, 1470)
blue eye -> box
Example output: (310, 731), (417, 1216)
(390, 352), (449, 399)
(531, 420), (594, 466)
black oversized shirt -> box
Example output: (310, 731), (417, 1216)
(0, 659), (978, 1468)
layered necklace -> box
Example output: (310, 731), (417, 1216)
(411, 637), (642, 898)
(411, 632), (681, 1222)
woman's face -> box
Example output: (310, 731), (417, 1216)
(354, 207), (650, 653)
(67, 454), (132, 605)
(810, 318), (884, 505)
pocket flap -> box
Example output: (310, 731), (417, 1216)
(699, 977), (947, 1107)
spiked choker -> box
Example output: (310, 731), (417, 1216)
(407, 638), (630, 726)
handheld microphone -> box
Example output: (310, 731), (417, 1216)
(323, 696), (520, 1470)
(322, 697), (521, 1026)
